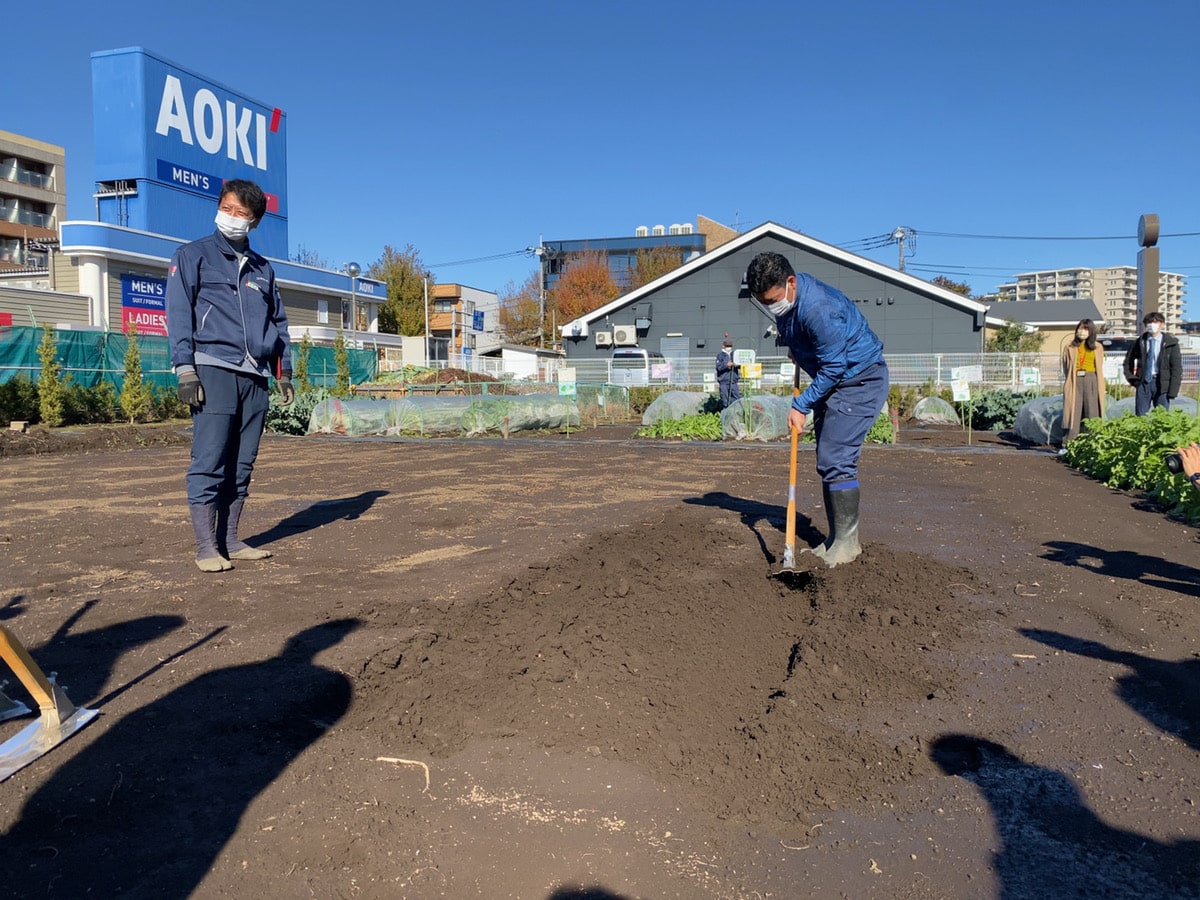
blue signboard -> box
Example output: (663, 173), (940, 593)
(353, 278), (386, 299)
(120, 273), (168, 336)
(91, 48), (288, 258)
(472, 310), (484, 332)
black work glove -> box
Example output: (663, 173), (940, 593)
(277, 375), (295, 407)
(177, 371), (204, 408)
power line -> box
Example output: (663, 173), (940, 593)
(914, 229), (1200, 241)
(427, 248), (533, 268)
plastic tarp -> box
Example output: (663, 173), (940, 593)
(1014, 394), (1200, 445)
(1106, 395), (1196, 418)
(461, 395), (579, 435)
(641, 390), (710, 425)
(307, 398), (395, 436)
(912, 396), (960, 425)
(307, 395), (580, 437)
(721, 395), (793, 442)
(389, 397), (475, 435)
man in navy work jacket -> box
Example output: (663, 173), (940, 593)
(744, 251), (889, 567)
(166, 179), (294, 572)
(716, 338), (741, 408)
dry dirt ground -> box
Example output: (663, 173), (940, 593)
(0, 421), (1197, 899)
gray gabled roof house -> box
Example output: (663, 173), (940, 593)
(559, 221), (1005, 362)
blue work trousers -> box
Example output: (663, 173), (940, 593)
(811, 361), (889, 486)
(186, 365), (270, 506)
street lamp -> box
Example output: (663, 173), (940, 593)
(344, 262), (361, 349)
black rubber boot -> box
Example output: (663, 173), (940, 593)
(812, 485), (861, 567)
(220, 497), (272, 561)
(189, 503), (232, 572)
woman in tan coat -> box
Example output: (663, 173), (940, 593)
(1060, 319), (1106, 453)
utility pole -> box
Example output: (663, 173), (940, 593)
(890, 226), (915, 272)
(534, 236), (546, 348)
(423, 277), (430, 366)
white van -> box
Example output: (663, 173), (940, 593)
(609, 348), (668, 386)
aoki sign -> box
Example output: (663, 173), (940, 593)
(91, 47), (288, 256)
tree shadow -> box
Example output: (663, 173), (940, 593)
(1041, 540), (1200, 599)
(0, 617), (361, 897)
(249, 490), (389, 547)
(931, 734), (1200, 898)
(683, 490), (822, 565)
(1020, 628), (1200, 752)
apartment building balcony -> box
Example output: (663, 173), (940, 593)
(1, 159), (55, 192)
(0, 201), (55, 230)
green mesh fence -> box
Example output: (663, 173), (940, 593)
(0, 326), (376, 392)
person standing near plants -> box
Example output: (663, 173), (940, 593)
(715, 338), (741, 409)
(1123, 311), (1181, 415)
(743, 251), (889, 567)
(166, 179), (294, 572)
(1059, 318), (1106, 454)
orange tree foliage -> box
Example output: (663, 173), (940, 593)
(548, 251), (620, 326)
(498, 272), (543, 345)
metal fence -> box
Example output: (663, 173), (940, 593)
(422, 352), (1167, 391)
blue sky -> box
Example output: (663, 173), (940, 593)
(7, 0), (1199, 313)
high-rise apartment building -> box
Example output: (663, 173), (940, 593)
(0, 130), (65, 272)
(995, 266), (1186, 334)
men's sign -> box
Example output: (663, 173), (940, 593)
(120, 274), (167, 336)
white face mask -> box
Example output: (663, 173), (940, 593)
(761, 281), (794, 317)
(1076, 330), (1088, 340)
(1147, 322), (1162, 335)
(215, 210), (254, 241)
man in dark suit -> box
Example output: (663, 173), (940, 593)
(1123, 311), (1181, 415)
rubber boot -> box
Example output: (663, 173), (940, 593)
(812, 485), (861, 567)
(189, 503), (232, 572)
(220, 497), (272, 561)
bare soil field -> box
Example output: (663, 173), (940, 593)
(0, 422), (1197, 898)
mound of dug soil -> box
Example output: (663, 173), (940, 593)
(354, 502), (983, 842)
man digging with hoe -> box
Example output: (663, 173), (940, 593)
(745, 251), (889, 568)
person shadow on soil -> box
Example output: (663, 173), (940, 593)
(0, 617), (361, 898)
(684, 491), (823, 564)
(930, 734), (1200, 899)
(1, 596), (186, 711)
(1019, 628), (1200, 752)
(546, 889), (630, 900)
(246, 489), (389, 548)
(1041, 540), (1200, 599)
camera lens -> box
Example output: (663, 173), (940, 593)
(1165, 452), (1184, 475)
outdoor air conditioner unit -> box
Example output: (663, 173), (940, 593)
(595, 330), (613, 347)
(613, 325), (637, 346)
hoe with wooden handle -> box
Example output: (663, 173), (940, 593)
(0, 624), (97, 781)
(771, 366), (804, 581)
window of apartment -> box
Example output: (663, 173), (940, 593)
(317, 299), (329, 324)
(433, 299), (455, 312)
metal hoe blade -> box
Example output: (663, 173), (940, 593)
(0, 625), (98, 782)
(0, 699), (98, 781)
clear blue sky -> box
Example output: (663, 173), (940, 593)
(7, 0), (1199, 314)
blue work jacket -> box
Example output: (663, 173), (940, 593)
(775, 273), (884, 414)
(166, 230), (292, 376)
